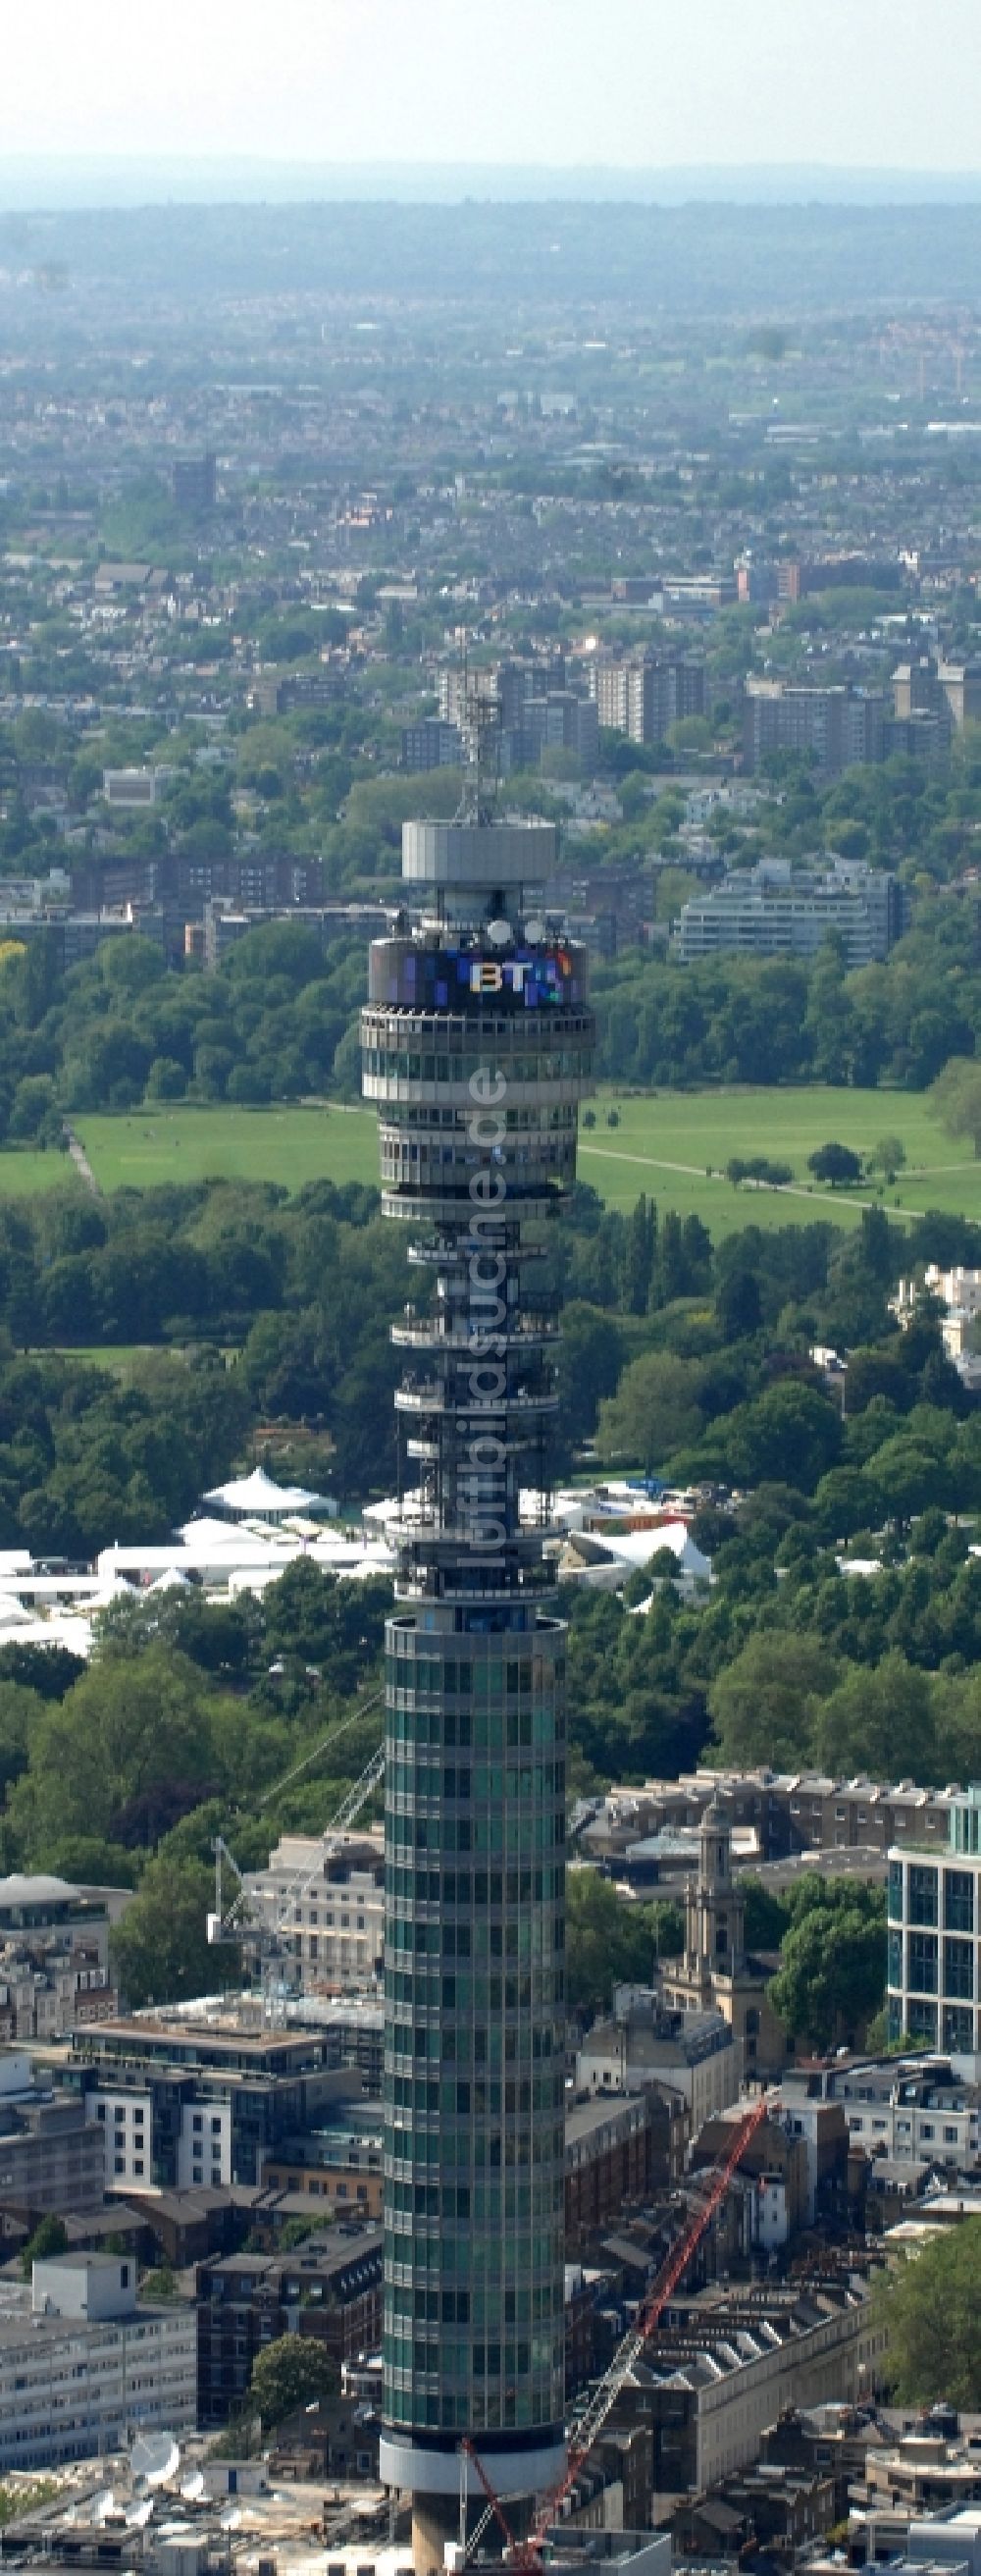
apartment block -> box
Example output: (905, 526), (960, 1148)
(0, 2253), (196, 2469)
(674, 859), (908, 968)
(196, 2224), (383, 2426)
(592, 653), (705, 746)
(743, 678), (887, 775)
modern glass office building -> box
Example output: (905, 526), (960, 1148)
(888, 1785), (981, 2068)
(362, 683), (594, 2563)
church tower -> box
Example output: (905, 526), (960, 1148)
(680, 1802), (746, 2008)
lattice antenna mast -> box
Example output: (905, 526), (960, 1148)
(456, 664), (502, 827)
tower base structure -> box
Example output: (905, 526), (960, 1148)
(384, 2433), (566, 2576)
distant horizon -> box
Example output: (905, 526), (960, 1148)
(3, 156), (981, 215)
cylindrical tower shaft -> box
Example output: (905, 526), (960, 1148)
(362, 718), (594, 2561)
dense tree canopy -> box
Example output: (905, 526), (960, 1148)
(875, 2223), (981, 2409)
(248, 2334), (339, 2430)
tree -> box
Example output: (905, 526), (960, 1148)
(553, 1302), (625, 1457)
(9, 1647), (216, 1851)
(707, 1632), (840, 1768)
(807, 1142), (862, 1187)
(21, 2214), (67, 2277)
(870, 1135), (906, 1179)
(875, 2221), (981, 2407)
(248, 2334), (339, 2431)
(595, 1350), (704, 1470)
(930, 1059), (981, 1159)
(768, 1881), (886, 2053)
(565, 1871), (682, 2018)
(715, 1267), (762, 1344)
(110, 1853), (216, 2009)
(811, 1653), (936, 1783)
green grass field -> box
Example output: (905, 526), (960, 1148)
(76, 1104), (378, 1195)
(0, 1148), (83, 1198)
(579, 1087), (981, 1230)
(0, 1090), (971, 1241)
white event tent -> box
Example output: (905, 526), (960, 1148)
(202, 1465), (336, 1523)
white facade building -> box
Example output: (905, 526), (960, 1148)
(87, 2084), (233, 2190)
(0, 2254), (196, 2469)
(243, 1829), (385, 1995)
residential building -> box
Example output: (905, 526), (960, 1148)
(577, 1994), (742, 2129)
(612, 2278), (865, 2492)
(518, 691), (599, 768)
(0, 1872), (126, 2041)
(101, 765), (170, 807)
(743, 678), (888, 775)
(892, 1265), (981, 1366)
(261, 2093), (386, 2215)
(591, 653), (705, 745)
(361, 669), (594, 2565)
(0, 2051), (106, 2215)
(401, 719), (462, 773)
(791, 2053), (981, 2166)
(173, 451), (217, 510)
(0, 2252), (196, 2469)
(58, 2012), (381, 2189)
(196, 2224), (383, 2426)
(675, 858), (909, 968)
(564, 2085), (688, 2243)
(243, 1829), (385, 1995)
(578, 1768), (956, 1889)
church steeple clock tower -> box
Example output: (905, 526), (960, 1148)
(682, 1801), (746, 2005)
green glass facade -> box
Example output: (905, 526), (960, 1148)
(362, 726), (593, 2507)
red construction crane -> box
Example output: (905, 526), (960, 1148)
(463, 2090), (772, 2574)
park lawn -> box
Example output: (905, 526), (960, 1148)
(76, 1104), (379, 1195)
(580, 1086), (981, 1229)
(49, 1345), (201, 1377)
(52, 1087), (981, 1237)
(0, 1148), (82, 1198)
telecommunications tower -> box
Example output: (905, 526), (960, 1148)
(362, 674), (594, 2571)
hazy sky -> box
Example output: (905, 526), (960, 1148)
(3, 0), (980, 174)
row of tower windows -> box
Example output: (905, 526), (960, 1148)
(387, 1709), (563, 1749)
(381, 1148), (574, 1180)
(385, 2373), (558, 2431)
(386, 2179), (561, 2225)
(387, 1975), (563, 2018)
(386, 1651), (564, 1689)
(382, 1104), (577, 1131)
(388, 2289), (558, 2328)
(389, 2073), (559, 2115)
(385, 1863), (563, 1906)
(387, 1761), (564, 1799)
(389, 2113), (564, 2161)
(386, 2334), (559, 2377)
(388, 2020), (562, 2067)
(387, 1910), (562, 1957)
(387, 1812), (564, 1854)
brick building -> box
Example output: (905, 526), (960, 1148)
(196, 2223), (383, 2426)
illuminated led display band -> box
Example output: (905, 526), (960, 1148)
(368, 939), (586, 1012)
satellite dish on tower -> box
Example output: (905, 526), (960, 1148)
(131, 2434), (181, 2490)
(486, 917), (511, 948)
(524, 918), (545, 944)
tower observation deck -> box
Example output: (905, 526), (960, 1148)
(361, 678), (594, 2564)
